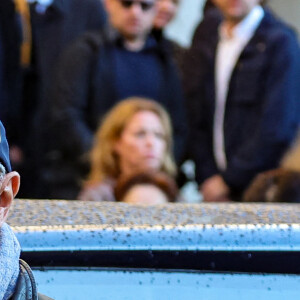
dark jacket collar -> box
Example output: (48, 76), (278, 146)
(50, 0), (68, 16)
(32, 0), (67, 18)
(104, 25), (158, 52)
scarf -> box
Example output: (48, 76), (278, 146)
(0, 222), (21, 300)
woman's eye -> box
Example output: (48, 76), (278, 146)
(134, 131), (146, 138)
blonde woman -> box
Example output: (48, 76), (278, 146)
(78, 97), (176, 202)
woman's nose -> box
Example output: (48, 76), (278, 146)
(145, 134), (155, 147)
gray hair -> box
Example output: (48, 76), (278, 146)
(0, 162), (6, 182)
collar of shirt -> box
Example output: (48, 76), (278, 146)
(27, 0), (66, 16)
(219, 5), (264, 42)
(27, 0), (53, 6)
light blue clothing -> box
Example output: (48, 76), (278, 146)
(0, 222), (21, 300)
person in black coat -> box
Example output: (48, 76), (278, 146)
(23, 0), (107, 134)
(18, 0), (107, 197)
(0, 0), (22, 149)
(184, 0), (300, 201)
(41, 0), (187, 200)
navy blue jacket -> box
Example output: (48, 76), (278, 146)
(184, 9), (300, 195)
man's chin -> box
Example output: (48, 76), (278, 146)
(123, 31), (143, 41)
(122, 25), (149, 39)
(225, 7), (249, 22)
(226, 12), (247, 24)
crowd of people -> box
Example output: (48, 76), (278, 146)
(0, 1), (300, 296)
(1, 0), (300, 204)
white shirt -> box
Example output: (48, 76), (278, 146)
(213, 5), (264, 171)
(26, 0), (53, 5)
(26, 0), (54, 14)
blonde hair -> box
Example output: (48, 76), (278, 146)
(86, 97), (176, 185)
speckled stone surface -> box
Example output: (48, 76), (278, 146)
(7, 200), (300, 251)
(7, 199), (300, 228)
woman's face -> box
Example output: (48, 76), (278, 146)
(153, 0), (180, 29)
(115, 111), (167, 175)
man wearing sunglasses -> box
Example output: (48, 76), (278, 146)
(0, 121), (52, 299)
(40, 0), (186, 199)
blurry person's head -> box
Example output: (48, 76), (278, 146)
(212, 0), (261, 24)
(0, 122), (20, 227)
(153, 0), (180, 30)
(122, 185), (168, 204)
(104, 0), (157, 47)
(87, 98), (176, 185)
(115, 171), (178, 204)
(243, 169), (300, 203)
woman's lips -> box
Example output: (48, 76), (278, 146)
(144, 154), (157, 159)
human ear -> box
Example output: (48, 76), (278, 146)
(0, 171), (20, 209)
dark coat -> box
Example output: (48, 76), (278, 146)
(0, 0), (22, 144)
(42, 28), (186, 199)
(18, 0), (106, 198)
(184, 9), (300, 196)
(152, 28), (187, 79)
(23, 0), (107, 141)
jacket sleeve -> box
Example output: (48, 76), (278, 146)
(0, 0), (22, 146)
(165, 59), (188, 164)
(223, 31), (300, 191)
(49, 36), (97, 159)
(183, 27), (219, 184)
(154, 36), (188, 165)
(85, 0), (107, 29)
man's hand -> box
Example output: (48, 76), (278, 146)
(201, 175), (230, 202)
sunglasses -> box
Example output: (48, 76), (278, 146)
(118, 0), (155, 11)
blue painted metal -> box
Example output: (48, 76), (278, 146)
(11, 223), (300, 252)
(32, 269), (300, 300)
